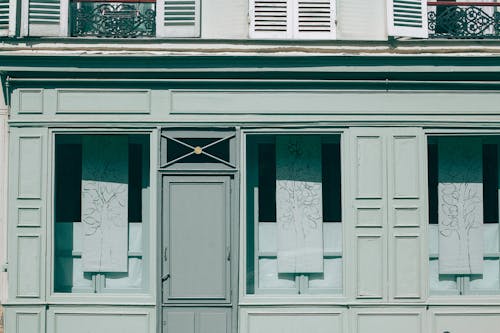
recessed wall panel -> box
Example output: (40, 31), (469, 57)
(17, 207), (41, 227)
(392, 136), (419, 198)
(56, 90), (151, 114)
(357, 313), (421, 333)
(18, 90), (43, 114)
(53, 313), (150, 333)
(394, 236), (420, 298)
(17, 313), (40, 333)
(356, 208), (383, 227)
(357, 236), (383, 298)
(17, 235), (40, 297)
(18, 136), (42, 199)
(356, 137), (383, 198)
(245, 312), (342, 333)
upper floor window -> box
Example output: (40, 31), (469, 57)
(249, 0), (336, 39)
(428, 0), (500, 38)
(246, 134), (343, 295)
(20, 0), (200, 37)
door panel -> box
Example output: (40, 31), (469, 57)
(162, 176), (231, 304)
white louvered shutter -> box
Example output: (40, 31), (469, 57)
(249, 0), (292, 38)
(293, 0), (335, 39)
(249, 0), (335, 39)
(22, 0), (68, 36)
(0, 0), (9, 36)
(387, 0), (428, 38)
(156, 0), (200, 37)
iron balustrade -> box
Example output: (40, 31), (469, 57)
(71, 0), (156, 37)
(428, 1), (500, 38)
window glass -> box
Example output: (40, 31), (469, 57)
(428, 136), (500, 295)
(54, 134), (150, 293)
(246, 134), (342, 295)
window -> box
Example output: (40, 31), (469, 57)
(22, 0), (201, 37)
(71, 0), (156, 37)
(249, 0), (336, 39)
(53, 134), (150, 293)
(246, 134), (342, 295)
(427, 0), (499, 38)
(428, 136), (500, 295)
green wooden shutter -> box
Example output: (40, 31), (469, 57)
(8, 127), (48, 301)
(387, 0), (428, 38)
(156, 0), (200, 37)
(24, 0), (67, 36)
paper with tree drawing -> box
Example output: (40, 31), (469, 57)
(276, 135), (324, 273)
(438, 138), (483, 275)
(82, 135), (129, 272)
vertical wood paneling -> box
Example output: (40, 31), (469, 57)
(388, 130), (426, 301)
(349, 128), (426, 302)
(8, 127), (47, 302)
(349, 129), (387, 300)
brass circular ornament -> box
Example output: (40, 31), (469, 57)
(194, 146), (203, 154)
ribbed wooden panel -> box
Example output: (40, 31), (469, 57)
(253, 0), (288, 32)
(164, 0), (196, 27)
(393, 0), (424, 28)
(0, 0), (9, 30)
(29, 0), (60, 24)
(297, 0), (332, 32)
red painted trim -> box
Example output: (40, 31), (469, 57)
(428, 2), (499, 6)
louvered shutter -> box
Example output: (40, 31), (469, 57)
(22, 0), (68, 36)
(0, 0), (9, 36)
(156, 0), (200, 37)
(249, 0), (335, 39)
(249, 0), (292, 38)
(387, 0), (428, 38)
(0, 0), (15, 36)
(293, 0), (335, 39)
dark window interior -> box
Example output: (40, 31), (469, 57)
(428, 141), (498, 225)
(483, 144), (498, 223)
(55, 138), (145, 223)
(166, 137), (230, 164)
(257, 140), (342, 223)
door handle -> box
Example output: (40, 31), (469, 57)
(161, 273), (170, 282)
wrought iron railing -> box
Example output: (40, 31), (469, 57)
(428, 1), (500, 38)
(71, 0), (155, 38)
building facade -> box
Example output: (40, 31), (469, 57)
(1, 0), (500, 333)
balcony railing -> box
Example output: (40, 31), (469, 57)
(71, 0), (156, 38)
(428, 1), (500, 38)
